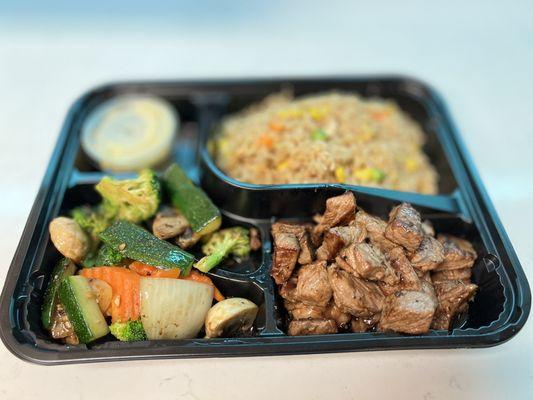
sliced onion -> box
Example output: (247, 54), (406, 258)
(140, 277), (213, 340)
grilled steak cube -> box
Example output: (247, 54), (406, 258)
(315, 192), (356, 235)
(325, 302), (351, 328)
(434, 234), (477, 271)
(294, 261), (332, 306)
(288, 319), (338, 336)
(432, 268), (472, 283)
(379, 290), (438, 334)
(272, 222), (315, 265)
(431, 280), (477, 330)
(337, 243), (399, 285)
(328, 264), (384, 317)
(351, 314), (381, 333)
(384, 203), (425, 252)
(278, 274), (298, 302)
(409, 235), (445, 271)
(316, 225), (366, 262)
(285, 302), (326, 320)
(379, 247), (421, 295)
(355, 210), (398, 252)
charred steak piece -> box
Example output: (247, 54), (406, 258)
(379, 290), (438, 334)
(337, 243), (399, 285)
(285, 302), (326, 320)
(325, 302), (351, 328)
(288, 319), (338, 336)
(431, 280), (477, 330)
(434, 234), (477, 271)
(432, 268), (472, 284)
(294, 261), (332, 307)
(409, 235), (445, 272)
(328, 264), (384, 317)
(355, 211), (398, 252)
(272, 222), (315, 265)
(278, 274), (298, 302)
(379, 247), (421, 295)
(384, 203), (425, 252)
(351, 315), (380, 333)
(271, 232), (300, 285)
(314, 192), (356, 235)
(316, 225), (366, 262)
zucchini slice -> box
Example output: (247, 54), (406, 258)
(163, 164), (221, 236)
(41, 258), (76, 330)
(58, 275), (109, 343)
(99, 220), (194, 274)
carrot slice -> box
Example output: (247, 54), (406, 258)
(183, 270), (225, 302)
(80, 267), (140, 323)
(129, 261), (181, 278)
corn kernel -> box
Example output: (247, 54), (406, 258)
(404, 158), (418, 172)
(277, 160), (290, 171)
(335, 166), (345, 183)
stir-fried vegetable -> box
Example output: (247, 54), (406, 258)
(109, 320), (147, 342)
(71, 204), (116, 242)
(205, 298), (258, 338)
(163, 164), (221, 236)
(100, 220), (194, 274)
(195, 227), (250, 273)
(49, 217), (89, 263)
(80, 267), (141, 323)
(96, 169), (161, 224)
(93, 244), (124, 266)
(140, 278), (213, 340)
(41, 258), (76, 330)
(311, 128), (328, 141)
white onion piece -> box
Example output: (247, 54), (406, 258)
(140, 278), (213, 340)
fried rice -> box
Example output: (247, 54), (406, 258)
(212, 92), (438, 194)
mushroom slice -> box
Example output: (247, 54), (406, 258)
(205, 298), (258, 338)
(87, 278), (113, 315)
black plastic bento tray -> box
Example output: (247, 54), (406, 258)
(1, 76), (530, 365)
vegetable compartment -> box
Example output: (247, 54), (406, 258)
(0, 77), (529, 364)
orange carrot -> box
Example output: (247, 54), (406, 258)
(269, 121), (285, 132)
(129, 261), (181, 278)
(257, 133), (274, 149)
(183, 270), (225, 302)
(80, 267), (140, 323)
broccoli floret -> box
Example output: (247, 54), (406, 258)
(195, 227), (250, 273)
(94, 244), (124, 266)
(95, 169), (161, 224)
(109, 320), (147, 342)
(71, 205), (116, 241)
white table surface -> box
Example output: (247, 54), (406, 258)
(1, 1), (532, 398)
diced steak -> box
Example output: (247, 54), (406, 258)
(421, 220), (435, 237)
(294, 261), (332, 306)
(337, 243), (399, 285)
(278, 274), (298, 302)
(434, 235), (477, 271)
(384, 203), (425, 252)
(432, 268), (472, 283)
(355, 211), (398, 252)
(285, 302), (326, 320)
(271, 231), (300, 285)
(409, 235), (445, 271)
(288, 319), (338, 336)
(379, 247), (421, 295)
(351, 314), (380, 332)
(316, 229), (345, 262)
(431, 280), (477, 330)
(315, 192), (356, 235)
(325, 302), (351, 327)
(379, 290), (438, 334)
(249, 227), (262, 251)
(272, 222), (314, 264)
(316, 225), (366, 261)
(328, 264), (384, 317)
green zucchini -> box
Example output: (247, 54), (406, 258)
(58, 275), (109, 343)
(41, 258), (76, 329)
(163, 164), (221, 236)
(99, 220), (194, 274)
